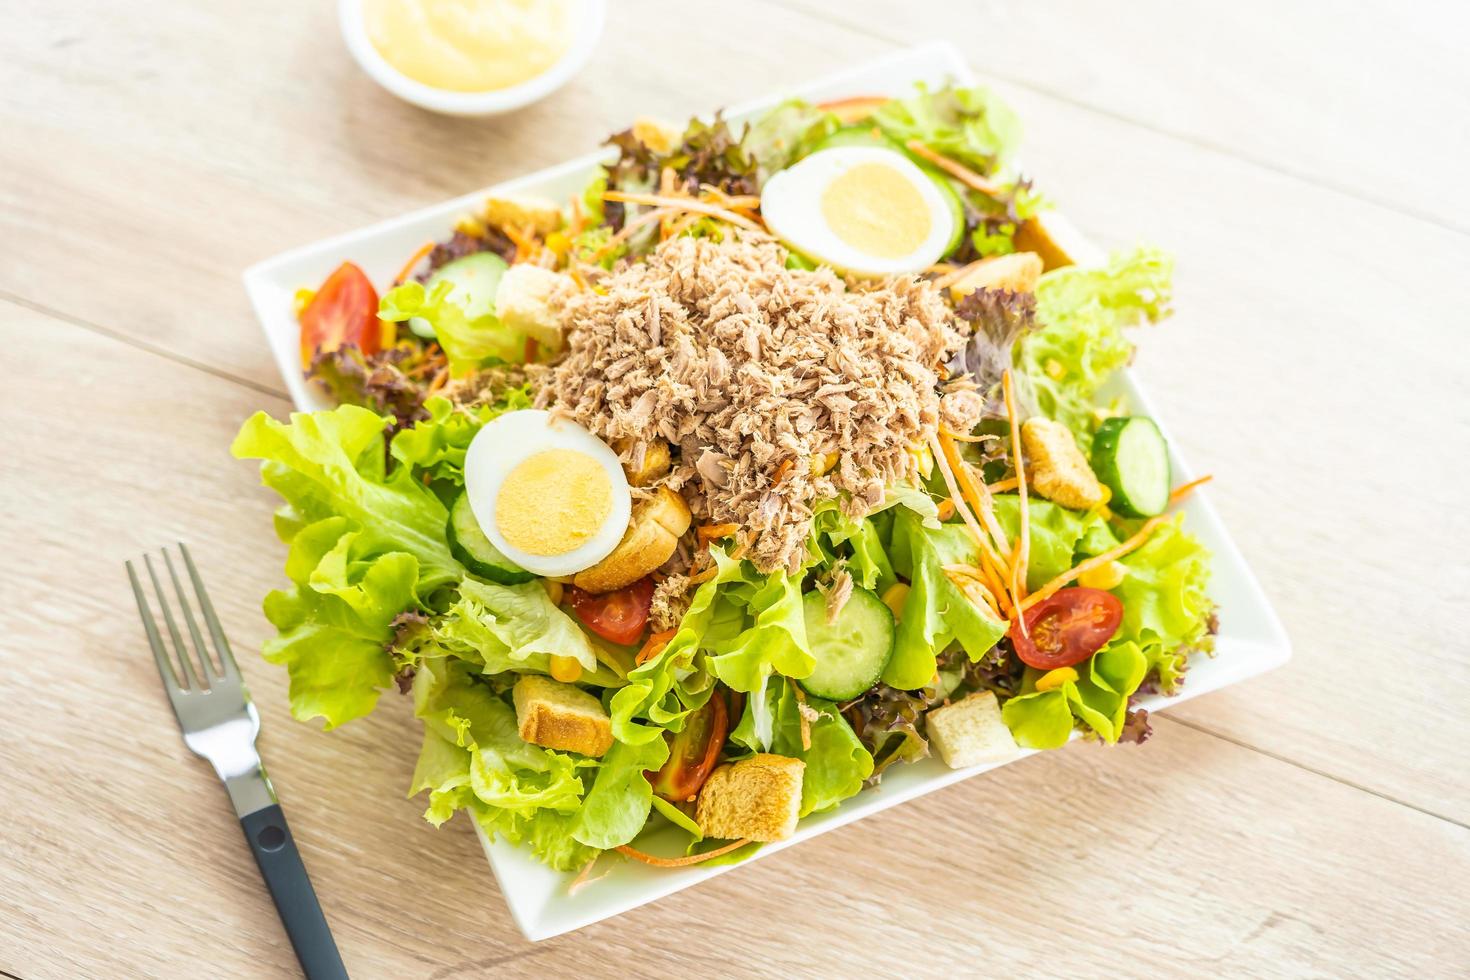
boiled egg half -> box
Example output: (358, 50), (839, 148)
(463, 409), (632, 577)
(761, 146), (958, 277)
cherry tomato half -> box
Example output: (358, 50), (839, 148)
(298, 261), (381, 368)
(648, 689), (730, 804)
(566, 578), (654, 646)
(1011, 587), (1124, 671)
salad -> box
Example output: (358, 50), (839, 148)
(234, 82), (1214, 875)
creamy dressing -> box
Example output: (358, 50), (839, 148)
(364, 0), (573, 93)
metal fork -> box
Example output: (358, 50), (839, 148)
(128, 544), (347, 980)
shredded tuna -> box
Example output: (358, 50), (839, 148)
(648, 573), (692, 633)
(542, 236), (963, 573)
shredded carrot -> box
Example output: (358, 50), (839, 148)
(392, 241), (435, 286)
(615, 838), (752, 868)
(603, 191), (764, 231)
(1170, 474), (1213, 503)
(426, 366), (449, 394)
(774, 459), (794, 484)
(904, 140), (1004, 197)
(663, 212), (704, 238)
(728, 540), (749, 562)
(595, 206), (678, 258)
(568, 266), (591, 292)
(502, 223), (540, 263)
(1002, 370), (1031, 610)
(569, 194), (585, 238)
(929, 433), (1014, 617)
(688, 564), (718, 585)
(939, 425), (989, 444)
(933, 256), (996, 291)
(942, 566), (1003, 618)
(988, 476), (1020, 494)
(937, 430), (1012, 564)
(697, 523), (740, 543)
(636, 629), (678, 666)
(568, 853), (612, 895)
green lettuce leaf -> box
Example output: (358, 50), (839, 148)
(389, 390), (532, 488)
(232, 404), (460, 592)
(991, 496), (1109, 591)
(885, 507), (1008, 690)
(260, 516), (417, 728)
(1018, 246), (1175, 441)
(872, 84), (1023, 176)
(570, 736), (669, 849)
(379, 280), (525, 374)
(1113, 515), (1213, 691)
(745, 98), (841, 181)
(769, 685), (873, 816)
(409, 658), (599, 871)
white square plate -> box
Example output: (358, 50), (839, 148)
(244, 42), (1291, 941)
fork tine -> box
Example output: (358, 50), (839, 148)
(163, 548), (217, 683)
(180, 543), (241, 680)
(128, 560), (182, 691)
(145, 553), (201, 691)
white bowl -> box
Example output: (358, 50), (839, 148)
(338, 0), (606, 116)
(243, 42), (1292, 940)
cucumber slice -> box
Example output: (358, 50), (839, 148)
(409, 252), (509, 340)
(447, 492), (534, 584)
(812, 127), (966, 257)
(1092, 417), (1171, 518)
(798, 587), (895, 701)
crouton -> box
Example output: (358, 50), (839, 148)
(480, 193), (563, 235)
(926, 691), (1020, 768)
(614, 439), (671, 487)
(572, 487), (691, 593)
(948, 251), (1044, 301)
(512, 675), (613, 758)
(695, 754), (805, 841)
(495, 264), (574, 350)
(1021, 417), (1107, 510)
(631, 116), (681, 155)
(1013, 212), (1104, 271)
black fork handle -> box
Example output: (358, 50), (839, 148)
(240, 805), (349, 979)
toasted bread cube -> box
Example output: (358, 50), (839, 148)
(948, 251), (1044, 301)
(572, 487), (691, 594)
(632, 116), (682, 155)
(1014, 212), (1105, 271)
(695, 754), (805, 841)
(512, 675), (613, 758)
(481, 193), (563, 235)
(495, 264), (573, 350)
(926, 691), (1019, 768)
(1021, 417), (1107, 510)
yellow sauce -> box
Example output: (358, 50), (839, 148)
(495, 449), (611, 556)
(365, 0), (573, 93)
(820, 162), (932, 259)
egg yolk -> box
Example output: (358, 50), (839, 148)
(820, 162), (932, 259)
(495, 449), (612, 556)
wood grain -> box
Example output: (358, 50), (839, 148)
(2, 0), (1468, 975)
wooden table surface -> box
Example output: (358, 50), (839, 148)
(4, 2), (1468, 976)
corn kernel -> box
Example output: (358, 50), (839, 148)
(549, 655), (582, 683)
(810, 451), (839, 477)
(1035, 667), (1078, 692)
(292, 287), (316, 318)
(455, 214), (488, 238)
(542, 579), (564, 606)
(911, 445), (934, 478)
(880, 583), (910, 620)
(1079, 560), (1126, 591)
(545, 231), (571, 257)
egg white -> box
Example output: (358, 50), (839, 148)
(761, 146), (957, 277)
(462, 409), (631, 577)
